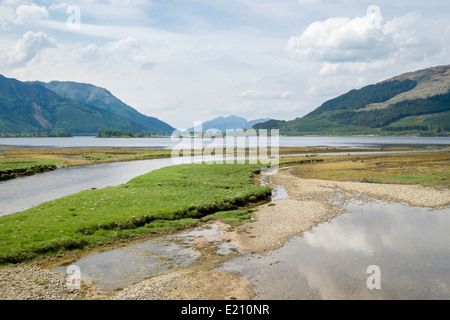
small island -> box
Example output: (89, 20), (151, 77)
(96, 129), (167, 138)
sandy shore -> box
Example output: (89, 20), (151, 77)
(1, 168), (449, 300)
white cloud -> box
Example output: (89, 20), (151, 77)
(297, 0), (322, 5)
(76, 37), (156, 71)
(14, 3), (49, 24)
(8, 31), (56, 67)
(48, 2), (70, 12)
(0, 2), (49, 29)
(241, 89), (292, 99)
(1, 1), (448, 129)
(285, 9), (426, 76)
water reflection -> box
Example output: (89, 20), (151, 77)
(53, 224), (239, 294)
(218, 200), (450, 300)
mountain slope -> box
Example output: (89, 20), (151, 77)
(254, 65), (450, 136)
(0, 75), (152, 135)
(39, 81), (174, 134)
(189, 115), (271, 133)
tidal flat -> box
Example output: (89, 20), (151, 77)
(0, 147), (449, 299)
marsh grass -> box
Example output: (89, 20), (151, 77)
(0, 163), (271, 265)
(0, 158), (61, 180)
(201, 209), (255, 226)
(286, 152), (450, 188)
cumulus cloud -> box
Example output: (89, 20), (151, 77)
(0, 2), (49, 29)
(240, 89), (292, 99)
(285, 9), (425, 75)
(9, 31), (56, 66)
(14, 3), (49, 24)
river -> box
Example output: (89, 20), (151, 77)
(1, 135), (449, 299)
(1, 135), (449, 216)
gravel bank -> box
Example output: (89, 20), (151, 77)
(0, 264), (93, 300)
(1, 168), (448, 300)
(218, 169), (450, 255)
(111, 269), (254, 300)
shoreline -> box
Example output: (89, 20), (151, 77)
(103, 168), (450, 300)
(1, 155), (449, 300)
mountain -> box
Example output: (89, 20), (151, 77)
(39, 81), (174, 134)
(254, 65), (450, 136)
(188, 115), (271, 133)
(0, 75), (174, 135)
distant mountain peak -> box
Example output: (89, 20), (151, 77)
(188, 115), (272, 132)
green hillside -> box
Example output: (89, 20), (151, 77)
(0, 75), (154, 135)
(0, 75), (175, 135)
(40, 81), (174, 134)
(254, 65), (450, 136)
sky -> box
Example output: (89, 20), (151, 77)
(0, 0), (449, 129)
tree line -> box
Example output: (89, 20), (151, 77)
(329, 92), (450, 128)
(96, 129), (159, 138)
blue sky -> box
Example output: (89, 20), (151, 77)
(1, 0), (449, 129)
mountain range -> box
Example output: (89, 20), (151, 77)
(254, 65), (450, 136)
(2, 64), (449, 137)
(0, 75), (174, 135)
(188, 115), (271, 133)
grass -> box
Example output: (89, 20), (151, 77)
(0, 158), (62, 180)
(285, 151), (450, 188)
(0, 147), (173, 180)
(201, 209), (255, 226)
(0, 162), (271, 265)
(0, 147), (173, 165)
(0, 158), (63, 171)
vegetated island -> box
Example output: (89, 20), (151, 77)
(0, 132), (72, 138)
(0, 147), (173, 181)
(96, 129), (168, 138)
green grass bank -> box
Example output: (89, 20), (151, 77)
(0, 163), (271, 265)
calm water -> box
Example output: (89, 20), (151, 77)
(53, 223), (239, 294)
(1, 136), (449, 299)
(218, 199), (450, 300)
(1, 135), (449, 216)
(0, 158), (176, 216)
(1, 135), (449, 149)
(53, 198), (450, 299)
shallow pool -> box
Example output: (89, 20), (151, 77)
(218, 199), (450, 300)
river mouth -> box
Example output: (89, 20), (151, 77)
(217, 198), (450, 300)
